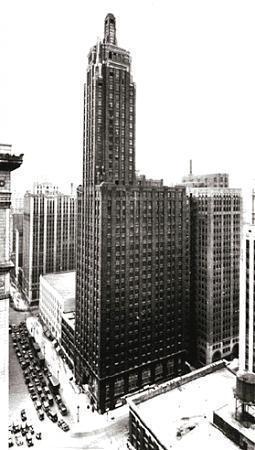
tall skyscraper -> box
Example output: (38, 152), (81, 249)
(188, 185), (241, 366)
(22, 183), (76, 306)
(75, 14), (190, 413)
(239, 224), (255, 373)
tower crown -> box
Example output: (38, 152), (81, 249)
(104, 13), (117, 45)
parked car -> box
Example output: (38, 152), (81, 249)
(62, 422), (70, 432)
(37, 409), (44, 420)
(59, 403), (68, 416)
(35, 400), (42, 410)
(55, 394), (62, 404)
(40, 392), (46, 402)
(47, 394), (54, 406)
(36, 386), (43, 395)
(57, 419), (69, 431)
(12, 424), (20, 434)
(43, 400), (50, 411)
(47, 410), (58, 422)
(8, 437), (14, 447)
(21, 360), (29, 370)
(21, 409), (27, 421)
(15, 435), (23, 446)
(26, 432), (33, 447)
(21, 424), (28, 436)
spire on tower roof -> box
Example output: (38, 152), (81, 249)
(104, 13), (117, 45)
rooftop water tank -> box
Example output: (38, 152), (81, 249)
(236, 373), (255, 403)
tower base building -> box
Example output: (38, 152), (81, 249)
(75, 15), (191, 413)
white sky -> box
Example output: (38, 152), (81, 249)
(1, 0), (255, 200)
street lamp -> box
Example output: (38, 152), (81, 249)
(77, 405), (80, 423)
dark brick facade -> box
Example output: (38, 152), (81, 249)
(75, 14), (190, 413)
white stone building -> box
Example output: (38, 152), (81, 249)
(39, 271), (75, 341)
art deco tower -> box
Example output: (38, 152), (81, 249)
(75, 14), (190, 412)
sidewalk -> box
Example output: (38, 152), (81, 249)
(26, 316), (129, 437)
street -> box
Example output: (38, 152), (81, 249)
(9, 305), (129, 449)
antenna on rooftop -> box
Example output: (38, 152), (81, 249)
(189, 160), (193, 176)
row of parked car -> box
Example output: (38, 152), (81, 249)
(10, 321), (70, 434)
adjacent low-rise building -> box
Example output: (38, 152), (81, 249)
(39, 271), (75, 341)
(127, 361), (238, 450)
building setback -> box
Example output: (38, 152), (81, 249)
(22, 183), (76, 305)
(239, 224), (255, 373)
(75, 14), (190, 413)
(188, 187), (241, 366)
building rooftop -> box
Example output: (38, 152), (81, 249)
(183, 172), (228, 179)
(42, 271), (75, 310)
(128, 361), (238, 450)
(187, 187), (241, 196)
(32, 181), (59, 195)
(214, 401), (255, 448)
